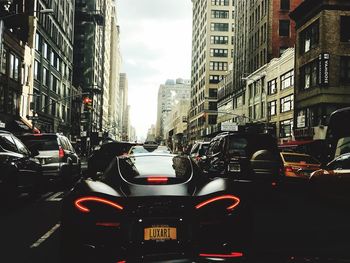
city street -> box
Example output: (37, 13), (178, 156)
(1, 180), (350, 263)
(0, 190), (63, 263)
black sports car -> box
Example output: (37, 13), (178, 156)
(61, 153), (252, 262)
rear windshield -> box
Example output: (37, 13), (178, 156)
(19, 135), (59, 151)
(227, 134), (278, 158)
(282, 154), (320, 164)
(118, 155), (192, 181)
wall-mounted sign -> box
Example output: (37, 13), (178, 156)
(318, 53), (330, 86)
(221, 122), (238, 132)
(297, 115), (306, 128)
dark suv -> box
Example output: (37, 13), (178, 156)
(19, 133), (81, 186)
(202, 132), (283, 181)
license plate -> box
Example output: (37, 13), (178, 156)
(144, 226), (177, 241)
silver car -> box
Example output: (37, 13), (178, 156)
(19, 133), (81, 186)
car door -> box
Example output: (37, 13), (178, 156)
(11, 135), (41, 189)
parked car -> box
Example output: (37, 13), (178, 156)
(0, 130), (44, 201)
(202, 132), (283, 181)
(280, 152), (321, 178)
(189, 142), (209, 164)
(310, 153), (350, 201)
(19, 133), (81, 187)
(61, 153), (251, 262)
(87, 141), (134, 178)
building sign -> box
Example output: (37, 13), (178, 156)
(297, 115), (306, 128)
(318, 53), (330, 86)
(294, 127), (314, 138)
(221, 122), (238, 132)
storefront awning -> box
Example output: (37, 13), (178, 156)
(0, 113), (37, 135)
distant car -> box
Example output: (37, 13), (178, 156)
(190, 142), (209, 164)
(310, 153), (350, 200)
(0, 130), (44, 201)
(153, 145), (172, 153)
(19, 133), (81, 186)
(61, 153), (251, 261)
(280, 152), (321, 178)
(87, 141), (134, 178)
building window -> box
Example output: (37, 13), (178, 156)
(253, 104), (258, 119)
(1, 46), (7, 74)
(211, 0), (229, 6)
(211, 10), (229, 19)
(280, 0), (290, 10)
(9, 53), (20, 82)
(281, 70), (294, 90)
(340, 16), (350, 42)
(209, 75), (223, 84)
(210, 35), (228, 44)
(268, 100), (277, 116)
(210, 23), (229, 32)
(209, 88), (218, 98)
(209, 61), (228, 71)
(300, 60), (318, 90)
(280, 94), (294, 113)
(267, 78), (277, 95)
(34, 60), (40, 81)
(300, 20), (319, 53)
(279, 20), (290, 37)
(280, 119), (293, 138)
(340, 56), (350, 83)
(43, 42), (48, 59)
(208, 115), (217, 125)
(210, 49), (228, 57)
(35, 33), (41, 51)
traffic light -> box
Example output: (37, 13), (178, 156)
(83, 97), (93, 111)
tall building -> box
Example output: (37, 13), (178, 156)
(290, 0), (350, 141)
(107, 0), (121, 140)
(32, 0), (75, 134)
(74, 0), (104, 140)
(0, 1), (33, 134)
(189, 0), (235, 142)
(119, 73), (129, 141)
(231, 0), (302, 125)
(156, 78), (191, 141)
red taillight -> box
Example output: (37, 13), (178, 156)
(33, 133), (43, 136)
(59, 147), (65, 159)
(147, 177), (168, 184)
(75, 196), (124, 213)
(195, 195), (240, 211)
(284, 166), (293, 173)
(199, 252), (244, 258)
(195, 155), (201, 161)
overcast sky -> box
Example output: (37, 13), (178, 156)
(118, 0), (192, 141)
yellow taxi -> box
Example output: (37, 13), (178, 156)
(280, 152), (321, 178)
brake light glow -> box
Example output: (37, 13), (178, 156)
(59, 147), (65, 159)
(147, 177), (168, 183)
(33, 133), (43, 136)
(75, 196), (124, 213)
(284, 166), (293, 173)
(199, 252), (243, 258)
(195, 195), (240, 211)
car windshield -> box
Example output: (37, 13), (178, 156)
(282, 153), (320, 164)
(129, 146), (149, 154)
(19, 135), (59, 151)
(118, 155), (192, 181)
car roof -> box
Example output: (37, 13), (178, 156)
(0, 130), (12, 134)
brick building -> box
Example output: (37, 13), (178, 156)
(290, 0), (350, 140)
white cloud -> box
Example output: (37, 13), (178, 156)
(118, 0), (192, 139)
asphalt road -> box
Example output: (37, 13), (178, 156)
(1, 179), (350, 263)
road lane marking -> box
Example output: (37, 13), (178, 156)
(46, 191), (64, 201)
(30, 223), (61, 248)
